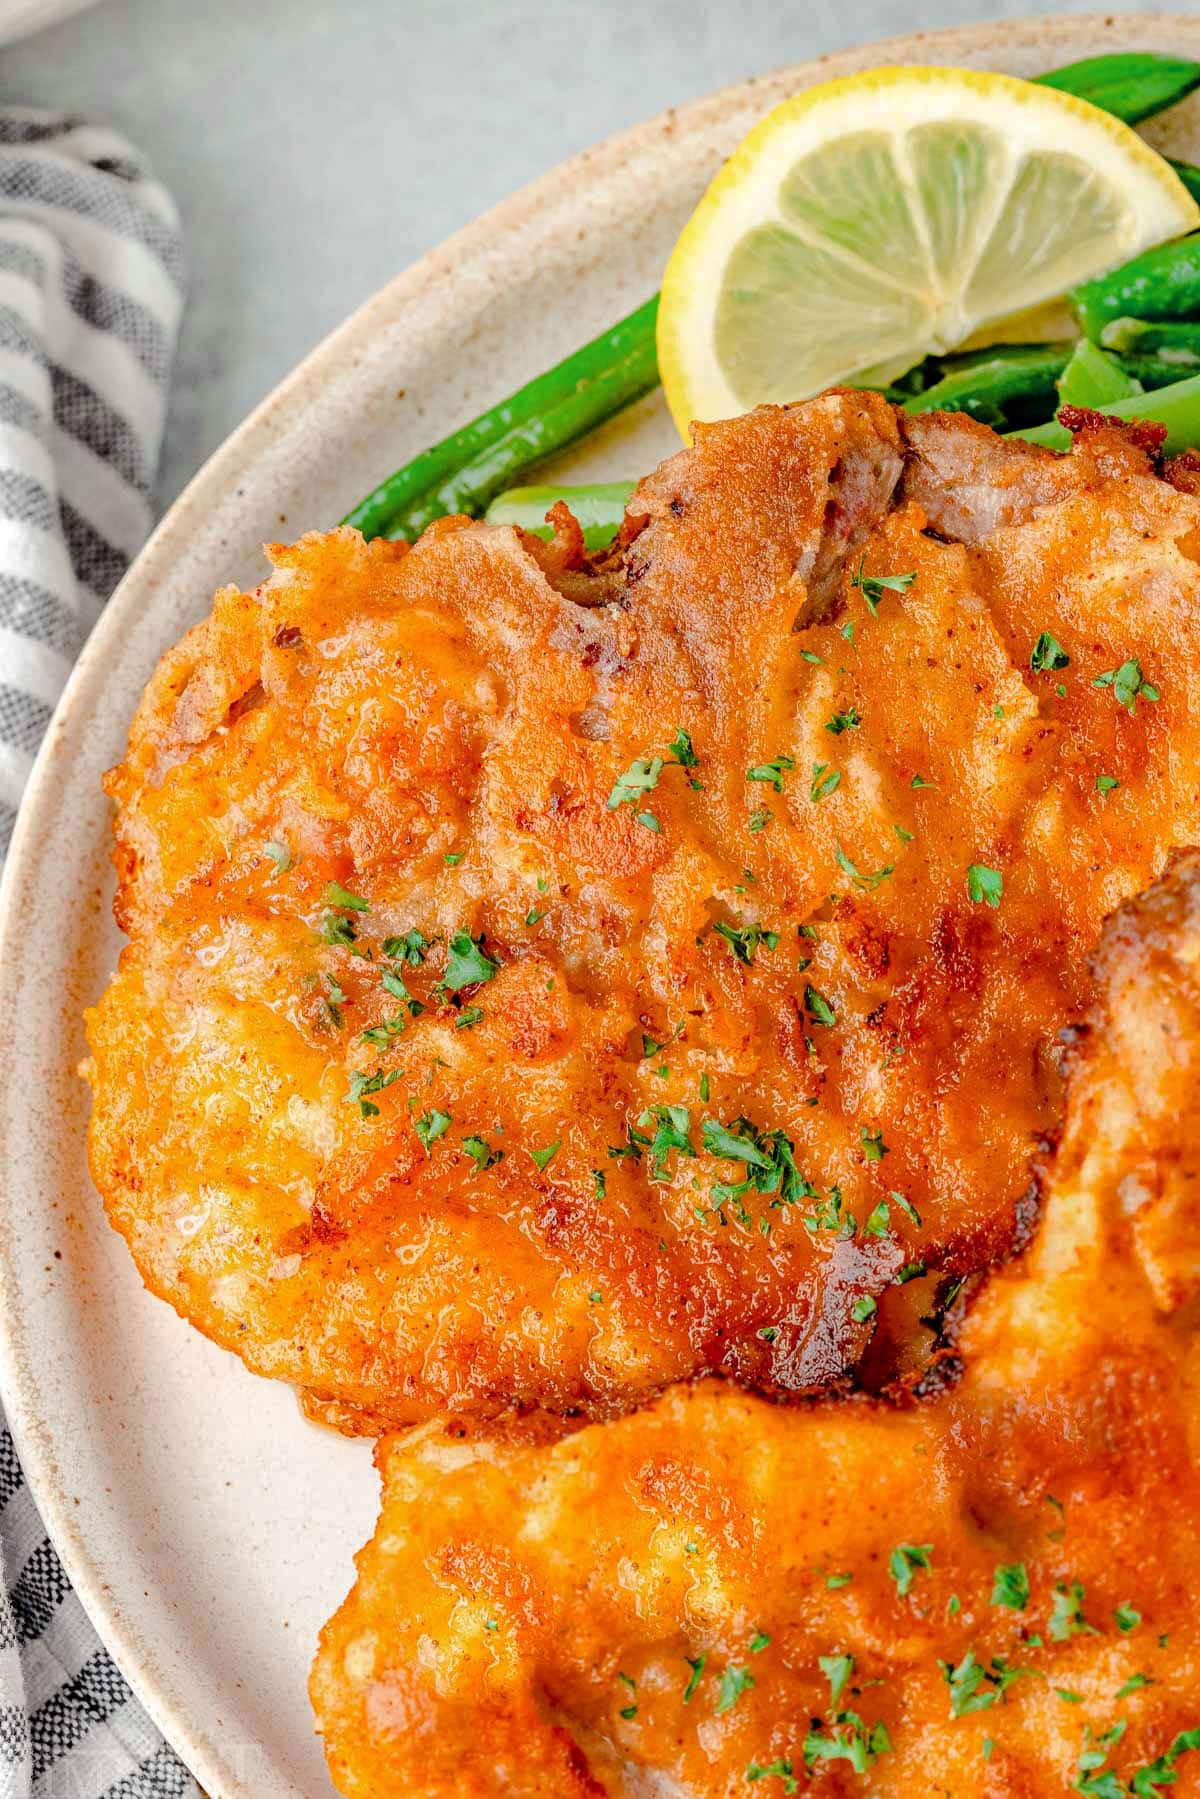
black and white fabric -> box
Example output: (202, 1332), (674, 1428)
(0, 109), (196, 1799)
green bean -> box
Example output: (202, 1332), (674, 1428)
(485, 482), (637, 551)
(346, 53), (1200, 540)
(1034, 53), (1200, 125)
(1098, 316), (1200, 358)
(901, 346), (1071, 425)
(343, 297), (658, 541)
(1014, 369), (1200, 453)
(1073, 234), (1200, 338)
(1056, 339), (1142, 409)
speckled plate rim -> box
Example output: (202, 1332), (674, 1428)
(3, 13), (1200, 1796)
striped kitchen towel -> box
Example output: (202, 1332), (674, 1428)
(0, 108), (197, 1798)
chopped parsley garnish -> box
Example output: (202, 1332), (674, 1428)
(323, 880), (368, 911)
(747, 1759), (798, 1793)
(530, 1140), (561, 1171)
(911, 773), (931, 788)
(836, 843), (894, 891)
(860, 1127), (889, 1162)
(608, 755), (663, 811)
(891, 1189), (922, 1227)
(441, 931), (498, 990)
(1093, 657), (1160, 712)
(637, 810), (661, 832)
(702, 1116), (814, 1220)
(826, 1571), (853, 1589)
(1097, 774), (1120, 794)
(804, 1713), (892, 1773)
(810, 761), (841, 804)
(1057, 1689), (1084, 1705)
(716, 1665), (755, 1713)
(444, 850), (464, 866)
(1130, 1728), (1200, 1796)
(347, 1066), (402, 1117)
(524, 906), (544, 926)
(668, 727), (699, 768)
(714, 920), (779, 964)
(941, 1650), (1034, 1717)
(826, 706), (861, 735)
(819, 1652), (855, 1705)
(455, 1005), (484, 1029)
(747, 756), (796, 793)
(757, 1325), (778, 1342)
(1115, 1603), (1141, 1635)
(863, 1200), (891, 1237)
(324, 973), (345, 1030)
(991, 1562), (1030, 1611)
(1116, 1673), (1153, 1699)
(463, 1134), (503, 1173)
(637, 1104), (696, 1180)
(591, 1168), (606, 1200)
(851, 556), (915, 617)
(889, 1542), (933, 1598)
(413, 1108), (451, 1151)
(967, 863), (1003, 907)
(381, 968), (423, 1019)
(383, 929), (431, 966)
(1031, 631), (1070, 672)
(263, 839), (292, 875)
(683, 1653), (707, 1703)
(804, 984), (836, 1027)
(850, 1294), (877, 1323)
(361, 1012), (407, 1046)
(320, 910), (360, 950)
(748, 807), (771, 832)
(616, 1670), (638, 1720)
(750, 1631), (771, 1654)
(1050, 1581), (1098, 1642)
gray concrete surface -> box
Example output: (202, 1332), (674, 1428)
(0, 0), (1177, 505)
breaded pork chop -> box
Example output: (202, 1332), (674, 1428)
(312, 854), (1200, 1799)
(85, 393), (1200, 1429)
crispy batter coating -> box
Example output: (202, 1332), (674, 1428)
(85, 394), (1200, 1427)
(311, 853), (1200, 1798)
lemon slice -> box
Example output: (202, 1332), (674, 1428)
(658, 65), (1199, 436)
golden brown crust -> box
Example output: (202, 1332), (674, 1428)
(85, 394), (1200, 1426)
(311, 854), (1200, 1797)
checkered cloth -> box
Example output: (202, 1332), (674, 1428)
(0, 109), (198, 1798)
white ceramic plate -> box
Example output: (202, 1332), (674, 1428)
(3, 14), (1200, 1796)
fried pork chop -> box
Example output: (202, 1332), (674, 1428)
(85, 392), (1200, 1428)
(312, 852), (1200, 1798)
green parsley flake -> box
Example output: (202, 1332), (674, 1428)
(323, 880), (368, 911)
(608, 756), (663, 811)
(889, 1542), (933, 1598)
(444, 851), (464, 866)
(851, 1294), (877, 1323)
(263, 839), (292, 876)
(668, 727), (699, 768)
(455, 1005), (484, 1029)
(1049, 1581), (1097, 1642)
(891, 1189), (922, 1227)
(347, 1066), (402, 1118)
(804, 984), (836, 1027)
(967, 863), (1003, 907)
(1093, 657), (1160, 713)
(682, 1653), (707, 1703)
(810, 762), (841, 804)
(804, 1714), (892, 1773)
(713, 919), (780, 964)
(1116, 1673), (1153, 1699)
(442, 932), (498, 991)
(747, 756), (796, 793)
(1031, 630), (1070, 672)
(530, 1141), (561, 1171)
(715, 1665), (755, 1713)
(384, 929), (431, 966)
(636, 810), (661, 832)
(750, 1631), (771, 1654)
(748, 807), (772, 832)
(1115, 1602), (1141, 1634)
(864, 1200), (891, 1237)
(860, 1127), (889, 1161)
(463, 1135), (503, 1173)
(826, 1571), (853, 1589)
(746, 1758), (798, 1793)
(826, 706), (861, 735)
(991, 1562), (1030, 1611)
(819, 1652), (855, 1705)
(851, 555), (916, 617)
(941, 1650), (1034, 1717)
(414, 1108), (452, 1152)
(836, 843), (894, 891)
